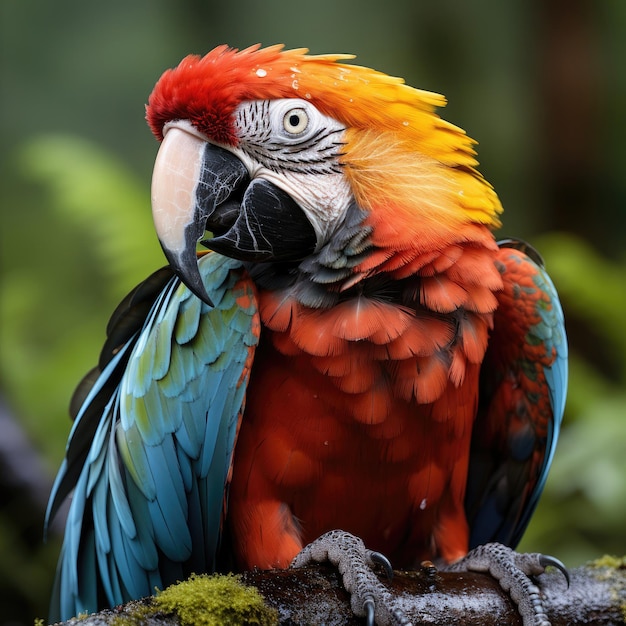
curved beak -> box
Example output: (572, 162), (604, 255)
(151, 124), (317, 305)
(151, 125), (248, 304)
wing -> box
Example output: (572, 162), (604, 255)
(465, 239), (567, 549)
(45, 253), (260, 622)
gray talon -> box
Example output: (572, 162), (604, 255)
(291, 530), (409, 626)
(539, 554), (570, 588)
(364, 597), (375, 626)
(370, 550), (394, 580)
(445, 542), (564, 626)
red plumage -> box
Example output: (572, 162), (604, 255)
(227, 236), (499, 569)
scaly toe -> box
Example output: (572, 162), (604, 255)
(291, 530), (411, 626)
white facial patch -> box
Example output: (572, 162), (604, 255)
(227, 98), (353, 248)
(260, 169), (353, 246)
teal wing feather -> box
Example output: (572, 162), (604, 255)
(466, 239), (568, 549)
(45, 254), (259, 622)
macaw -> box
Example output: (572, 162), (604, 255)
(46, 44), (567, 625)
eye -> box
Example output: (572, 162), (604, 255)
(283, 108), (309, 135)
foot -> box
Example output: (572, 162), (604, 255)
(291, 530), (411, 626)
(445, 542), (569, 626)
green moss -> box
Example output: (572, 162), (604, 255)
(108, 603), (154, 626)
(152, 573), (278, 626)
(590, 555), (626, 570)
(590, 555), (626, 583)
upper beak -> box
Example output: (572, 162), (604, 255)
(151, 123), (317, 305)
(151, 124), (248, 304)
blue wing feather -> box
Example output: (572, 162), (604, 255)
(467, 240), (568, 549)
(174, 292), (203, 344)
(511, 265), (568, 535)
(47, 254), (259, 622)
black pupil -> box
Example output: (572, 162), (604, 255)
(289, 113), (301, 128)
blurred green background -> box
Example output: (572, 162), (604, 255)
(1, 0), (625, 623)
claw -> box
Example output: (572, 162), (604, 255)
(539, 554), (570, 588)
(446, 542), (564, 626)
(370, 550), (394, 580)
(291, 530), (411, 626)
(364, 597), (375, 626)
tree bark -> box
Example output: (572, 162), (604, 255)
(52, 557), (626, 625)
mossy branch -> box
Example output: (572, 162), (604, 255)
(50, 557), (626, 626)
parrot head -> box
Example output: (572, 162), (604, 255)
(146, 44), (503, 304)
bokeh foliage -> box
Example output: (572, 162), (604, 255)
(1, 0), (625, 624)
